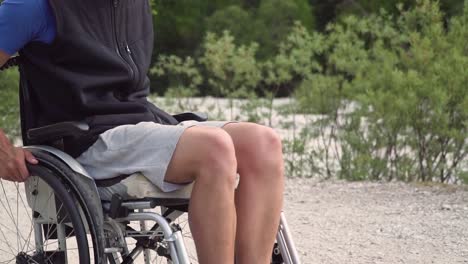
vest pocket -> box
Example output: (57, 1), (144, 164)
(127, 39), (152, 92)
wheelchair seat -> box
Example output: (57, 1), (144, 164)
(98, 172), (240, 202)
(99, 173), (194, 201)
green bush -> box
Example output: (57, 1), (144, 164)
(200, 31), (261, 119)
(205, 5), (255, 46)
(152, 0), (467, 183)
(296, 0), (468, 183)
(0, 68), (20, 138)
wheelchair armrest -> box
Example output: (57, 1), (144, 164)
(172, 112), (208, 122)
(27, 121), (90, 143)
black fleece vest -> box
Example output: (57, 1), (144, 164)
(19, 0), (177, 157)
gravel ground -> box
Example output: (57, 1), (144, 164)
(284, 178), (468, 264)
(1, 176), (467, 263)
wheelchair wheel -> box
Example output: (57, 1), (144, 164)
(0, 165), (93, 264)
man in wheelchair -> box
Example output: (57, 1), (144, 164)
(0, 0), (293, 263)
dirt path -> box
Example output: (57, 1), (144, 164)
(284, 178), (468, 263)
(1, 176), (467, 263)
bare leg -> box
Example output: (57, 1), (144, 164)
(164, 126), (238, 264)
(222, 122), (285, 264)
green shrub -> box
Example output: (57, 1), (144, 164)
(296, 0), (468, 183)
(200, 31), (261, 119)
(0, 68), (20, 138)
(152, 0), (468, 183)
(205, 5), (255, 46)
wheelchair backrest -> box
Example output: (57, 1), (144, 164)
(1, 56), (41, 146)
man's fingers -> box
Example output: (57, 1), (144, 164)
(5, 161), (21, 182)
(0, 131), (30, 182)
(17, 161), (29, 181)
(4, 162), (14, 180)
(23, 149), (38, 164)
(14, 149), (29, 181)
(0, 172), (14, 182)
(14, 167), (26, 182)
(1, 160), (26, 182)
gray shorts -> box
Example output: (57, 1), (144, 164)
(76, 120), (234, 192)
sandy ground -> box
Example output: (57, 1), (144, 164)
(284, 178), (468, 264)
(1, 177), (468, 263)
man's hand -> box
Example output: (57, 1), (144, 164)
(0, 129), (38, 182)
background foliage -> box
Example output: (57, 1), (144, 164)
(0, 69), (19, 138)
(1, 0), (466, 183)
(152, 0), (467, 183)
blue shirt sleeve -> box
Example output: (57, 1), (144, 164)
(0, 0), (56, 55)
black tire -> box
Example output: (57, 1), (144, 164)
(0, 165), (92, 264)
(32, 165), (91, 264)
(27, 149), (106, 264)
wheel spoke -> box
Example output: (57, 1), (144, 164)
(0, 180), (35, 253)
(45, 202), (65, 240)
(0, 180), (18, 231)
(16, 183), (21, 251)
(0, 172), (94, 263)
(0, 207), (32, 252)
(0, 183), (17, 256)
(15, 182), (32, 221)
(0, 256), (16, 264)
(21, 209), (37, 253)
(0, 245), (15, 256)
(0, 232), (15, 256)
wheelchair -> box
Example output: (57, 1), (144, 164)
(0, 57), (301, 264)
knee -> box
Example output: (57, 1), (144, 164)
(259, 127), (283, 155)
(261, 127), (284, 169)
(243, 126), (284, 180)
(250, 126), (283, 163)
(197, 129), (237, 187)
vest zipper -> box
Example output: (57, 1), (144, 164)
(111, 0), (135, 95)
(125, 45), (139, 89)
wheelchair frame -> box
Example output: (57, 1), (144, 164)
(1, 56), (301, 264)
(25, 145), (301, 264)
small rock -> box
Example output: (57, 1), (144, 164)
(441, 204), (452, 210)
